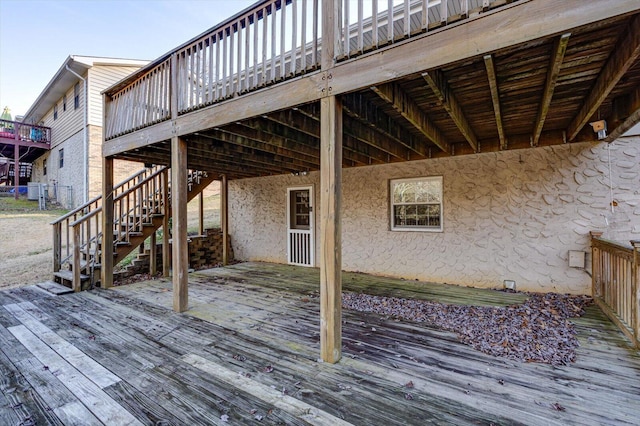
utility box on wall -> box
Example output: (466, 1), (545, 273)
(568, 250), (586, 268)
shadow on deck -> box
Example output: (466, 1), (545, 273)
(0, 262), (638, 425)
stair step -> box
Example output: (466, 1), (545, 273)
(54, 270), (89, 282)
(37, 280), (74, 295)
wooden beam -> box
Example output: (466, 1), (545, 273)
(221, 175), (229, 265)
(171, 136), (189, 313)
(101, 156), (114, 289)
(340, 95), (430, 158)
(103, 0), (640, 157)
(319, 95), (342, 364)
(568, 14), (640, 141)
(484, 54), (507, 150)
(370, 83), (450, 154)
(297, 103), (411, 161)
(158, 167), (178, 276)
(12, 144), (20, 199)
(422, 70), (479, 152)
(532, 33), (571, 146)
(149, 230), (157, 276)
(606, 86), (640, 142)
(198, 192), (204, 236)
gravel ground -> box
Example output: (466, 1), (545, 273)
(343, 292), (593, 366)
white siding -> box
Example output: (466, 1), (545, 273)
(229, 139), (640, 295)
(41, 80), (85, 148)
(87, 65), (142, 126)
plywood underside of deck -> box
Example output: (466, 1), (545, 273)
(0, 262), (638, 425)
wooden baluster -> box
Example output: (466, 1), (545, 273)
(73, 225), (81, 292)
(280, 0), (287, 79)
(372, 0), (378, 47)
(632, 240), (639, 347)
(387, 0), (393, 44)
(53, 222), (62, 273)
(301, 0), (307, 70)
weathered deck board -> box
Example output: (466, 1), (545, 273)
(0, 262), (638, 424)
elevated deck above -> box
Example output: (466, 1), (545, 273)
(103, 0), (640, 179)
(0, 119), (51, 163)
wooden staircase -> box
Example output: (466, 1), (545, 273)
(51, 167), (216, 291)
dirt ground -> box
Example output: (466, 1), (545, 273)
(0, 198), (65, 290)
(0, 192), (220, 291)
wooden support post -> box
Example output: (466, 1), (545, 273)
(631, 240), (640, 347)
(53, 222), (61, 273)
(13, 143), (19, 200)
(590, 231), (603, 298)
(171, 136), (189, 313)
(72, 225), (81, 292)
(101, 156), (114, 289)
(149, 231), (157, 276)
(198, 191), (204, 236)
(221, 175), (229, 266)
(162, 169), (170, 277)
(320, 95), (343, 364)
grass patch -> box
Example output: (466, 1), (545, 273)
(0, 196), (67, 216)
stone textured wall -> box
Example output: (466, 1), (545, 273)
(229, 139), (640, 295)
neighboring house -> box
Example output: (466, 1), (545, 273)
(23, 56), (148, 208)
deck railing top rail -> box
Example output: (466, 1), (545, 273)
(104, 0), (518, 140)
(0, 119), (51, 145)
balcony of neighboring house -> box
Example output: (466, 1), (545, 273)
(0, 119), (51, 195)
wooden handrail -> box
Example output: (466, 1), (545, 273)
(51, 167), (155, 225)
(590, 231), (639, 348)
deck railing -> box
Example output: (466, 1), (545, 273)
(105, 0), (516, 140)
(590, 231), (640, 348)
(51, 166), (165, 286)
(0, 119), (51, 145)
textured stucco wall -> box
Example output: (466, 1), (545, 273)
(228, 138), (640, 294)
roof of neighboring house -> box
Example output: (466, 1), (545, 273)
(23, 55), (149, 124)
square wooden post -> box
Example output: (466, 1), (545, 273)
(149, 231), (157, 276)
(320, 95), (343, 364)
(198, 191), (205, 236)
(162, 169), (170, 277)
(319, 0), (343, 364)
(13, 143), (19, 200)
(590, 231), (603, 297)
(631, 240), (640, 347)
(171, 136), (189, 312)
(101, 156), (114, 289)
(221, 175), (229, 265)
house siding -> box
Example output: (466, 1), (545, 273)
(40, 79), (85, 148)
(31, 131), (84, 208)
(87, 124), (141, 200)
(229, 138), (640, 295)
(87, 65), (141, 127)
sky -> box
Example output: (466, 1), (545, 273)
(0, 0), (256, 117)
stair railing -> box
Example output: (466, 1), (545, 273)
(51, 166), (166, 284)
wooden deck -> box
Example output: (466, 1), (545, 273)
(1, 262), (639, 425)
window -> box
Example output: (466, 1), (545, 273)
(53, 104), (58, 120)
(59, 149), (64, 168)
(390, 176), (443, 232)
(63, 95), (67, 112)
(74, 83), (80, 109)
(43, 159), (47, 175)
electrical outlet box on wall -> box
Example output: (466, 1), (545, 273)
(568, 250), (586, 268)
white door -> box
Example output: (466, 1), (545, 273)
(287, 186), (314, 267)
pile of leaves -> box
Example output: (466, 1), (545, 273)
(342, 292), (592, 365)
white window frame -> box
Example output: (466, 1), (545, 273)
(390, 176), (443, 232)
